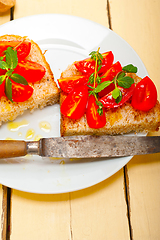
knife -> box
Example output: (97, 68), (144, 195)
(0, 135), (160, 159)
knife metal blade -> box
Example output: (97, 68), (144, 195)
(0, 135), (160, 159)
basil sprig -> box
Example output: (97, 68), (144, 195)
(89, 63), (137, 105)
(83, 48), (138, 115)
(0, 47), (28, 102)
(87, 49), (105, 115)
(90, 81), (113, 94)
(122, 64), (137, 73)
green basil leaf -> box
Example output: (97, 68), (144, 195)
(6, 70), (14, 77)
(112, 87), (121, 99)
(0, 61), (9, 70)
(117, 71), (125, 79)
(122, 64), (137, 73)
(115, 90), (122, 104)
(10, 73), (28, 85)
(5, 47), (18, 70)
(117, 76), (134, 88)
(0, 75), (5, 84)
(94, 81), (112, 93)
(0, 57), (4, 61)
(5, 78), (13, 102)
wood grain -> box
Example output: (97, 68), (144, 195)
(1, 186), (8, 240)
(109, 0), (160, 239)
(11, 191), (71, 239)
(128, 154), (160, 239)
(0, 9), (11, 240)
(70, 170), (130, 240)
(14, 0), (108, 26)
(109, 0), (160, 95)
(10, 170), (130, 240)
(0, 8), (10, 24)
(0, 185), (3, 239)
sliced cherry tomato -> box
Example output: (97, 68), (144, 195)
(74, 51), (114, 75)
(14, 60), (46, 83)
(99, 83), (135, 108)
(101, 61), (122, 80)
(0, 41), (31, 61)
(0, 69), (6, 76)
(98, 83), (115, 98)
(0, 80), (6, 99)
(86, 95), (106, 129)
(131, 76), (157, 111)
(11, 80), (33, 102)
(61, 85), (88, 119)
(58, 75), (88, 93)
(98, 61), (122, 97)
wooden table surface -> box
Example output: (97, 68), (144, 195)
(0, 0), (160, 239)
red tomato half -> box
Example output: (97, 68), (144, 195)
(74, 51), (114, 75)
(11, 80), (34, 102)
(58, 75), (88, 93)
(0, 41), (31, 61)
(0, 80), (6, 99)
(131, 76), (157, 111)
(98, 61), (122, 97)
(0, 69), (6, 76)
(61, 85), (88, 119)
(86, 95), (106, 129)
(14, 60), (46, 83)
(101, 61), (122, 80)
(99, 84), (135, 108)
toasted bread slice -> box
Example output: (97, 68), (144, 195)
(0, 35), (60, 125)
(60, 64), (160, 136)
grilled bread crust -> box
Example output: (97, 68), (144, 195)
(0, 35), (60, 125)
(60, 64), (160, 136)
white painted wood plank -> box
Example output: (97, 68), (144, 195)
(0, 185), (3, 239)
(70, 170), (130, 240)
(11, 171), (130, 240)
(128, 154), (160, 239)
(0, 186), (8, 240)
(14, 0), (108, 26)
(11, 191), (71, 240)
(110, 0), (160, 239)
(109, 0), (160, 91)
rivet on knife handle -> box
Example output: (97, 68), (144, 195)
(0, 135), (160, 159)
(26, 141), (40, 156)
(0, 140), (40, 158)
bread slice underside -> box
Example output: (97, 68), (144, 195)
(0, 35), (60, 125)
(60, 64), (160, 136)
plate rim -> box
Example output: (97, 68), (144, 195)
(0, 14), (148, 194)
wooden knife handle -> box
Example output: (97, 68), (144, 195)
(0, 140), (27, 158)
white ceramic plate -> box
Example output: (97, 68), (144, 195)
(0, 14), (148, 194)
